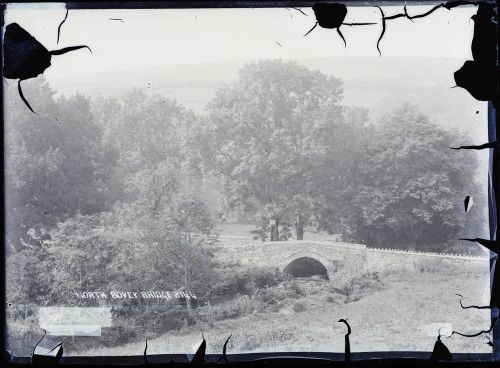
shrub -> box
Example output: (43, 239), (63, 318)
(325, 295), (337, 304)
(253, 268), (284, 288)
(330, 272), (384, 303)
(286, 281), (306, 298)
(208, 266), (285, 302)
(264, 326), (295, 344)
(292, 302), (307, 313)
(413, 258), (444, 273)
(344, 295), (361, 304)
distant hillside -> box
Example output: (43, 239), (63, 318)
(46, 56), (486, 136)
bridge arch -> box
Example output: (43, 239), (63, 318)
(280, 251), (337, 279)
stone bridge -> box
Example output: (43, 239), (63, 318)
(213, 238), (489, 278)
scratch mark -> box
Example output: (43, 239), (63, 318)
(32, 330), (47, 356)
(456, 293), (494, 310)
(337, 28), (346, 47)
(18, 80), (35, 114)
(373, 2), (480, 57)
(376, 6), (385, 56)
(216, 334), (232, 364)
(404, 5), (414, 22)
(384, 1), (478, 21)
(451, 316), (498, 337)
(293, 7), (308, 16)
(50, 45), (92, 55)
(486, 335), (494, 347)
(304, 22), (318, 36)
(342, 22), (378, 26)
(449, 141), (498, 150)
(338, 319), (351, 362)
(57, 8), (68, 44)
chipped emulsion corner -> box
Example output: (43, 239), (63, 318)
(2, 7), (91, 113)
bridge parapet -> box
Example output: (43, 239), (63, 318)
(366, 246), (488, 260)
(212, 239), (490, 277)
(363, 247), (489, 273)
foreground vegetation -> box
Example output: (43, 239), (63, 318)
(68, 266), (490, 356)
(7, 258), (490, 357)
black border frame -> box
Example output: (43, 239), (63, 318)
(1, 1), (498, 366)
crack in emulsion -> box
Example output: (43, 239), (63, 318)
(57, 8), (69, 44)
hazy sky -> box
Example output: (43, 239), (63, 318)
(4, 3), (476, 79)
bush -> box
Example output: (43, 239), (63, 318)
(413, 258), (443, 273)
(292, 302), (307, 313)
(325, 295), (337, 304)
(330, 272), (384, 303)
(344, 295), (361, 304)
(208, 266), (285, 302)
(100, 301), (196, 348)
(254, 268), (284, 288)
(264, 326), (295, 344)
(206, 278), (310, 320)
(285, 281), (306, 298)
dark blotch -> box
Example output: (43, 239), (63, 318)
(312, 3), (347, 29)
(460, 238), (500, 307)
(464, 195), (471, 212)
(453, 3), (499, 107)
(222, 334), (231, 363)
(3, 23), (52, 81)
(2, 23), (91, 113)
(454, 61), (498, 104)
(338, 318), (351, 362)
(430, 334), (452, 361)
(190, 333), (206, 364)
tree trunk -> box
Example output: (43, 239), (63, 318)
(295, 214), (304, 240)
(270, 218), (280, 241)
(184, 259), (192, 315)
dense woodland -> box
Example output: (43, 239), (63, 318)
(4, 60), (487, 352)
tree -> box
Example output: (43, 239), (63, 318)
(92, 89), (203, 217)
(322, 104), (486, 252)
(91, 90), (218, 309)
(203, 60), (346, 240)
(4, 78), (117, 252)
(309, 106), (372, 237)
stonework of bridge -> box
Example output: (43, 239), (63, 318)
(213, 239), (489, 277)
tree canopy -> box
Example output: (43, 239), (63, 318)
(316, 104), (485, 251)
(203, 60), (349, 240)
